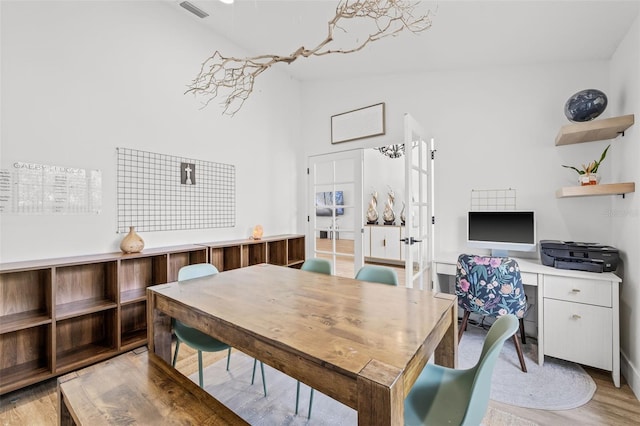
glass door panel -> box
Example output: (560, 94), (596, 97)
(308, 151), (363, 278)
(403, 114), (434, 290)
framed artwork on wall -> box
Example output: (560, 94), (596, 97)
(331, 102), (385, 144)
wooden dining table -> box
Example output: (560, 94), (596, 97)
(147, 263), (457, 425)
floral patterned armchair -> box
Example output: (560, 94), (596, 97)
(456, 254), (528, 372)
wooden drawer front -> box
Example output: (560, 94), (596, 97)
(544, 275), (611, 307)
(544, 298), (612, 370)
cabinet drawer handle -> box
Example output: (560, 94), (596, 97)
(571, 289), (581, 293)
(572, 314), (582, 320)
(383, 238), (386, 247)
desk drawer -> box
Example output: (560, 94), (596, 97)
(521, 272), (537, 286)
(435, 262), (456, 276)
(544, 275), (611, 307)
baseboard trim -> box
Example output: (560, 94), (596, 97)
(621, 349), (640, 400)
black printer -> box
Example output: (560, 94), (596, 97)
(540, 240), (619, 273)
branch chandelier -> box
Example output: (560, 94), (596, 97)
(377, 144), (405, 158)
(186, 0), (434, 115)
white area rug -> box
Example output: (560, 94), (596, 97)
(192, 352), (537, 425)
(459, 323), (597, 410)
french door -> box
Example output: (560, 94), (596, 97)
(403, 114), (435, 289)
(307, 150), (364, 278)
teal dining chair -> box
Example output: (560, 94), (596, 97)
(295, 258), (332, 419)
(300, 257), (332, 275)
(355, 264), (399, 286)
(403, 314), (520, 426)
(173, 263), (267, 395)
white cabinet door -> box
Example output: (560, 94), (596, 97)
(544, 298), (612, 370)
(370, 226), (401, 260)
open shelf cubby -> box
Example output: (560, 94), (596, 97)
(0, 325), (52, 393)
(0, 269), (52, 334)
(287, 236), (306, 266)
(55, 309), (117, 373)
(55, 262), (118, 320)
(267, 240), (287, 266)
(120, 301), (147, 350)
(223, 246), (243, 270)
(167, 247), (208, 282)
(247, 242), (267, 266)
(120, 254), (167, 304)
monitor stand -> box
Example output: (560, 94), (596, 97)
(491, 249), (509, 257)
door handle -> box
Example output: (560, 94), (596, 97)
(400, 237), (422, 245)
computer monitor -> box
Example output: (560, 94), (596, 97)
(467, 210), (537, 257)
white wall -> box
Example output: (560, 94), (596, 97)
(610, 14), (640, 399)
(0, 1), (302, 262)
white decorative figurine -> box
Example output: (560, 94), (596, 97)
(383, 188), (395, 225)
(366, 190), (379, 224)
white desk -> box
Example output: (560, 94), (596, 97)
(433, 253), (621, 387)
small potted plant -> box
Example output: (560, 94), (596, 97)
(562, 144), (610, 186)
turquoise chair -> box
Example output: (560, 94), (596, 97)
(173, 263), (267, 395)
(294, 258), (332, 418)
(300, 257), (332, 275)
(404, 314), (520, 426)
(355, 264), (399, 286)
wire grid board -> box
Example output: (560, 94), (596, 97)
(117, 148), (235, 233)
(470, 188), (516, 211)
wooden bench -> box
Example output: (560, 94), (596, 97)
(58, 348), (248, 425)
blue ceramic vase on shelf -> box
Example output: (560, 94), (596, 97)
(564, 89), (608, 122)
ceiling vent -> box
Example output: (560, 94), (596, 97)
(180, 1), (209, 19)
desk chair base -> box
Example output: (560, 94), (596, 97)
(459, 311), (527, 373)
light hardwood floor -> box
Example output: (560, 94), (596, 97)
(1, 241), (639, 425)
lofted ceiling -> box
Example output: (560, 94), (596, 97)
(170, 0), (640, 81)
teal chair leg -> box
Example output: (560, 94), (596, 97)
(295, 381), (314, 419)
(260, 361), (267, 396)
(197, 350), (204, 388)
(251, 358), (267, 396)
(173, 339), (230, 385)
(172, 339), (181, 367)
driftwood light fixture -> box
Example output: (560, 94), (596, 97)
(185, 0), (434, 115)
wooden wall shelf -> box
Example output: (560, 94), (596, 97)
(0, 234), (304, 395)
(555, 114), (634, 146)
(556, 182), (635, 198)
